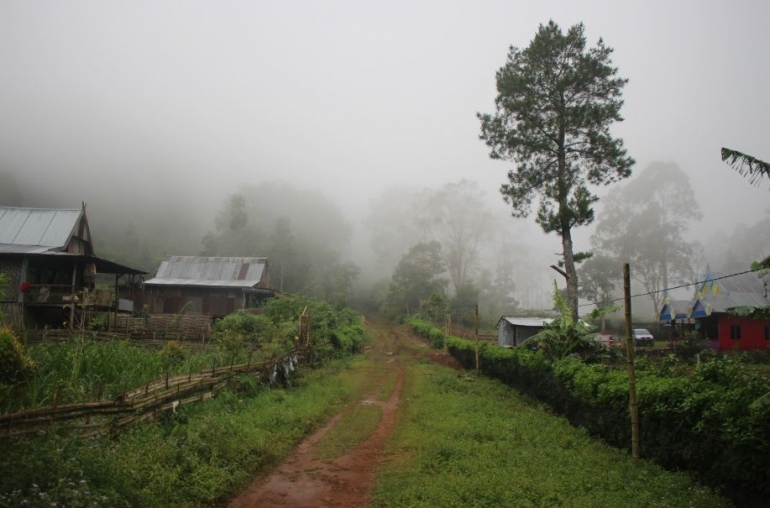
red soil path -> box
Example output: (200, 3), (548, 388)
(225, 330), (409, 508)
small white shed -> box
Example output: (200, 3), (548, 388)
(497, 316), (553, 347)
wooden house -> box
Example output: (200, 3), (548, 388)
(0, 205), (146, 330)
(497, 316), (553, 347)
(142, 256), (274, 317)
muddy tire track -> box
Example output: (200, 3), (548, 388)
(225, 324), (405, 508)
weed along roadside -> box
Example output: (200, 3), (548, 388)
(0, 295), (372, 507)
(228, 319), (732, 508)
(369, 322), (731, 508)
(0, 314), (736, 507)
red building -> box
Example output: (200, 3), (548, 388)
(689, 271), (770, 350)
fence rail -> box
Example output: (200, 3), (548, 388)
(1, 349), (302, 440)
(24, 330), (212, 351)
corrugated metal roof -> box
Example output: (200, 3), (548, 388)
(144, 256), (268, 288)
(708, 271), (768, 295)
(499, 317), (554, 328)
(0, 245), (58, 254)
(696, 271), (770, 314)
(0, 207), (81, 249)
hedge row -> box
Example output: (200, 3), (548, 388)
(406, 317), (446, 349)
(446, 337), (770, 502)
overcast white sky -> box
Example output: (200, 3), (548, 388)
(1, 0), (768, 281)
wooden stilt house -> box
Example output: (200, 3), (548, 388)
(0, 204), (146, 331)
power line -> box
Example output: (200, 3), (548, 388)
(578, 267), (764, 309)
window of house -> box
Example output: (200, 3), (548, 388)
(730, 324), (742, 340)
(765, 326), (770, 341)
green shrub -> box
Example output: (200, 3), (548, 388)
(0, 326), (36, 384)
(427, 328), (445, 348)
(214, 311), (274, 345)
(446, 336), (770, 500)
(331, 323), (367, 355)
(258, 293), (367, 363)
(159, 340), (187, 366)
(407, 317), (446, 349)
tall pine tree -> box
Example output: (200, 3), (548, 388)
(479, 21), (633, 320)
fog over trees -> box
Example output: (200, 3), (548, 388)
(1, 1), (769, 320)
(1, 152), (766, 320)
(592, 162), (703, 313)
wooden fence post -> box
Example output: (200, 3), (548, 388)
(624, 263), (640, 459)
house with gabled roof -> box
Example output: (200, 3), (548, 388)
(143, 256), (274, 317)
(658, 299), (696, 341)
(0, 204), (146, 330)
(690, 271), (770, 350)
(658, 270), (770, 350)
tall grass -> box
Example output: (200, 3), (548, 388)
(2, 294), (367, 413)
(0, 355), (374, 507)
(1, 337), (248, 411)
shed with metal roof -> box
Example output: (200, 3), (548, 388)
(496, 316), (554, 347)
(143, 256), (273, 316)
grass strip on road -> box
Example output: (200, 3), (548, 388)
(314, 404), (383, 460)
(371, 360), (732, 508)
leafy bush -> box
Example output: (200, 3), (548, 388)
(159, 340), (187, 366)
(427, 328), (445, 349)
(331, 322), (367, 355)
(88, 314), (108, 331)
(0, 326), (36, 384)
(214, 312), (274, 346)
(446, 336), (770, 501)
(671, 330), (710, 361)
(255, 293), (367, 363)
(522, 282), (612, 362)
(407, 317), (445, 349)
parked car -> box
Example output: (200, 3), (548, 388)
(593, 333), (619, 346)
(632, 328), (654, 346)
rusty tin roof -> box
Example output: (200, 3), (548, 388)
(144, 256), (269, 288)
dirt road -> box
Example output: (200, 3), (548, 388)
(225, 321), (425, 508)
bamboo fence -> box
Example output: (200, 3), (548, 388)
(0, 349), (302, 440)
